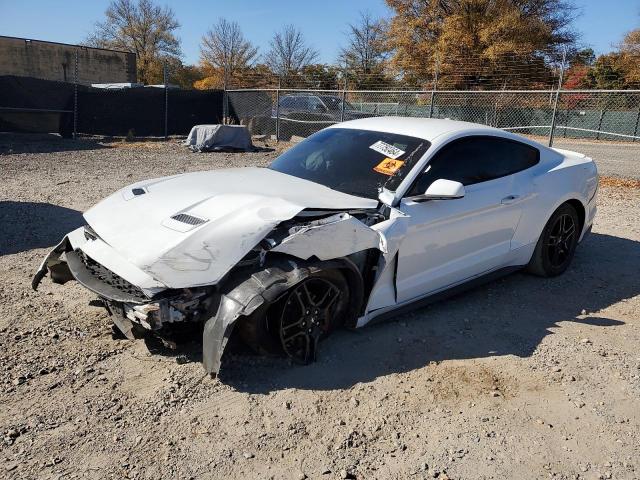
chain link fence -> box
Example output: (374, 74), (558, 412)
(226, 88), (640, 145)
(2, 39), (639, 145)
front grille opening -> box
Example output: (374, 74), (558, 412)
(170, 213), (207, 226)
(77, 250), (148, 301)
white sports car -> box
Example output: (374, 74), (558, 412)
(33, 118), (598, 374)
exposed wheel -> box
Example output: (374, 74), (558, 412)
(236, 269), (349, 363)
(527, 203), (580, 277)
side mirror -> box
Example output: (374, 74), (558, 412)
(415, 179), (465, 201)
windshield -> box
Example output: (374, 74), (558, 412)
(269, 128), (430, 199)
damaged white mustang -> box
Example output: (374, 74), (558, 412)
(33, 118), (598, 375)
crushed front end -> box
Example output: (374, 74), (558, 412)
(32, 225), (216, 341)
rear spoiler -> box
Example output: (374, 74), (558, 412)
(551, 147), (587, 159)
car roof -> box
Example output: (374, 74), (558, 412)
(329, 116), (508, 142)
(282, 93), (318, 97)
(282, 93), (339, 99)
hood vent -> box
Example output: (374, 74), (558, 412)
(170, 213), (207, 226)
(122, 186), (148, 201)
(162, 213), (209, 232)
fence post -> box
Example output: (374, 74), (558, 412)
(493, 80), (507, 128)
(73, 48), (78, 139)
(428, 55), (439, 119)
(222, 76), (227, 126)
(275, 88), (280, 142)
(548, 48), (567, 147)
(163, 61), (168, 139)
(596, 109), (605, 140)
(340, 74), (347, 122)
(633, 105), (640, 142)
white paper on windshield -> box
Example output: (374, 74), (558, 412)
(369, 140), (405, 159)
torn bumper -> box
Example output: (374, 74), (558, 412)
(32, 227), (181, 335)
(32, 236), (74, 291)
(32, 226), (167, 295)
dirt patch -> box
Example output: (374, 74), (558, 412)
(600, 176), (640, 189)
(1, 136), (639, 479)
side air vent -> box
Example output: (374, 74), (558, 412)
(170, 213), (207, 226)
(132, 188), (146, 196)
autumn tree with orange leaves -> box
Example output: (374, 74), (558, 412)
(384, 0), (577, 89)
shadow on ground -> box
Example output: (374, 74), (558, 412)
(0, 133), (108, 154)
(0, 201), (84, 255)
(213, 232), (637, 392)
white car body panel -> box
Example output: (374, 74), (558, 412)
(395, 174), (522, 302)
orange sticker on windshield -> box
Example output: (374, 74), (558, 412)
(374, 158), (405, 176)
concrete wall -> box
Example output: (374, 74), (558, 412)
(0, 36), (136, 84)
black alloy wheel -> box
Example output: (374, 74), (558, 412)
(278, 275), (345, 364)
(545, 213), (577, 268)
(527, 203), (581, 277)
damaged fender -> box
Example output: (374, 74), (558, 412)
(272, 212), (386, 260)
(202, 257), (363, 375)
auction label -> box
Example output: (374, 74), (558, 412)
(369, 140), (405, 159)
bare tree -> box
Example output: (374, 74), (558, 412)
(264, 25), (318, 75)
(200, 18), (259, 86)
(86, 0), (181, 84)
(339, 11), (388, 74)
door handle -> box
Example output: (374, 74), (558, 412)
(501, 195), (520, 205)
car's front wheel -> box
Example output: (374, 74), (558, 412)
(237, 269), (350, 363)
(527, 203), (580, 277)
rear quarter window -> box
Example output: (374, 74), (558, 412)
(408, 135), (540, 195)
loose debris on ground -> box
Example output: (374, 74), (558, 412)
(1, 134), (639, 479)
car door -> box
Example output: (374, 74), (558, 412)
(394, 135), (538, 303)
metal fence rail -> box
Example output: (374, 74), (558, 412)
(226, 88), (640, 145)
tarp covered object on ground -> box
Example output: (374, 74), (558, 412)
(185, 124), (255, 152)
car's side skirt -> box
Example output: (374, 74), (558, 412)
(356, 265), (523, 328)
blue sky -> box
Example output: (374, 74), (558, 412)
(0, 0), (638, 64)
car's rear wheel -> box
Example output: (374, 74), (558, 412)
(527, 203), (580, 277)
(236, 269), (349, 363)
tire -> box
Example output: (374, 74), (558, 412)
(526, 203), (580, 277)
(236, 269), (350, 363)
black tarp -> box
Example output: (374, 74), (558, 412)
(0, 75), (223, 137)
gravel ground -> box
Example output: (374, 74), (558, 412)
(1, 134), (640, 480)
(550, 139), (640, 180)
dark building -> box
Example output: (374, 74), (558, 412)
(0, 35), (136, 84)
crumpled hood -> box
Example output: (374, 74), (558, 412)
(83, 167), (377, 288)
